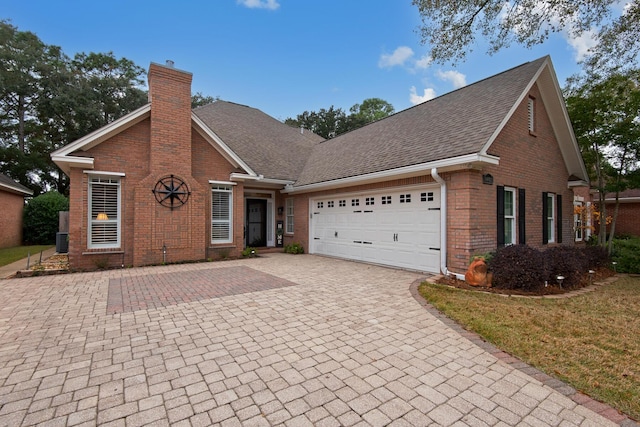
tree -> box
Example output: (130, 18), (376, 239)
(285, 98), (395, 139)
(192, 92), (219, 108)
(0, 20), (68, 192)
(349, 98), (395, 127)
(412, 0), (638, 69)
(565, 68), (640, 251)
(0, 21), (147, 195)
(23, 191), (69, 244)
(285, 106), (348, 139)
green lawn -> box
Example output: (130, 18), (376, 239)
(418, 275), (640, 422)
(0, 245), (54, 267)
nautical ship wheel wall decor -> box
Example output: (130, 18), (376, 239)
(152, 175), (191, 209)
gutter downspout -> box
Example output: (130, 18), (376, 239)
(431, 168), (466, 280)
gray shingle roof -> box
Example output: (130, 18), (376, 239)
(193, 101), (324, 181)
(0, 173), (32, 195)
(293, 57), (548, 186)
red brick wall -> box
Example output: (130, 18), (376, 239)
(606, 202), (640, 237)
(0, 191), (25, 248)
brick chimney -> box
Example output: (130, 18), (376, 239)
(147, 61), (193, 175)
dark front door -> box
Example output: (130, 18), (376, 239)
(246, 199), (267, 247)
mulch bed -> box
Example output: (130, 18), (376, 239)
(433, 267), (616, 296)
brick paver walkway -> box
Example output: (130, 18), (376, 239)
(0, 254), (636, 426)
(107, 266), (297, 314)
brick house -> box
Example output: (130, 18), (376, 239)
(0, 173), (33, 248)
(604, 189), (640, 237)
(51, 56), (589, 275)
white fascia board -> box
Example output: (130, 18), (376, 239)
(259, 178), (295, 185)
(52, 155), (95, 173)
(284, 153), (500, 194)
(568, 179), (589, 188)
(209, 180), (238, 186)
(51, 104), (151, 157)
(192, 113), (257, 176)
(83, 170), (126, 177)
(0, 182), (33, 196)
(230, 173), (260, 181)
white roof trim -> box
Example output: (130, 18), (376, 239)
(230, 173), (260, 181)
(209, 180), (237, 186)
(192, 113), (257, 176)
(0, 182), (33, 196)
(83, 170), (126, 177)
(285, 153), (500, 194)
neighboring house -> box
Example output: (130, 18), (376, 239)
(52, 56), (589, 275)
(604, 189), (640, 237)
(0, 173), (33, 248)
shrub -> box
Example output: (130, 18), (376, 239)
(612, 237), (640, 274)
(23, 191), (69, 244)
(581, 245), (610, 269)
(543, 246), (586, 288)
(284, 242), (304, 254)
(242, 247), (258, 258)
(488, 245), (545, 292)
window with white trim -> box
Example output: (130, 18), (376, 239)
(89, 176), (121, 248)
(503, 187), (516, 245)
(285, 198), (294, 234)
(546, 192), (555, 243)
(211, 185), (233, 243)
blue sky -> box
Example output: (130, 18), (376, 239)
(3, 0), (603, 121)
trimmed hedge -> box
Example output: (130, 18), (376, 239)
(23, 191), (69, 245)
(488, 244), (610, 292)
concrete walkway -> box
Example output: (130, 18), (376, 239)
(0, 254), (635, 426)
(0, 246), (57, 279)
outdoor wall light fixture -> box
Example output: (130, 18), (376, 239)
(278, 206), (284, 215)
(612, 261), (617, 273)
(588, 269), (595, 285)
(556, 275), (565, 288)
(97, 212), (109, 220)
(482, 174), (493, 185)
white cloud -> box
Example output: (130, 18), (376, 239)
(409, 86), (437, 105)
(564, 29), (598, 61)
(436, 70), (467, 89)
(237, 0), (280, 10)
(379, 46), (414, 68)
(414, 55), (433, 70)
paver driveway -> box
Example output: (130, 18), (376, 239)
(0, 253), (631, 426)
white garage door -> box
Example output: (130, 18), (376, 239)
(310, 186), (441, 273)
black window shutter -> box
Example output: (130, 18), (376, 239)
(557, 194), (563, 243)
(518, 188), (526, 244)
(497, 186), (505, 246)
(542, 192), (549, 244)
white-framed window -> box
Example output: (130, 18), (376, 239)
(546, 192), (555, 243)
(88, 176), (121, 249)
(574, 199), (584, 242)
(211, 184), (233, 243)
(285, 198), (294, 234)
(528, 96), (535, 133)
(504, 187), (516, 245)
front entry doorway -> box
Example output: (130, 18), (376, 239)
(246, 199), (267, 247)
